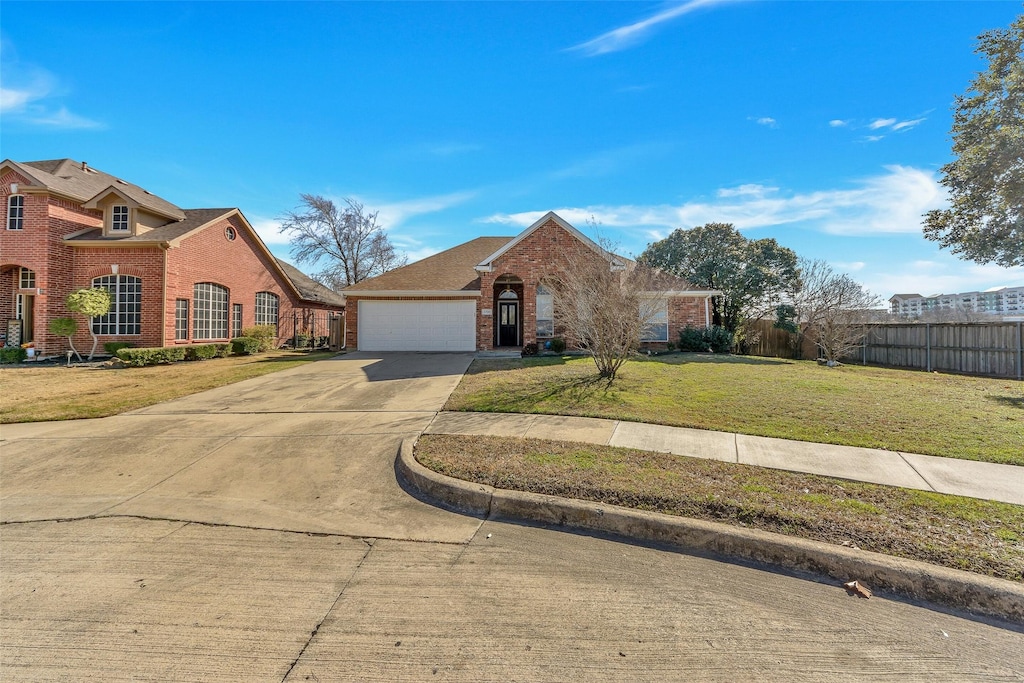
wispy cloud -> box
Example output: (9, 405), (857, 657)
(483, 165), (948, 240)
(568, 0), (742, 57)
(891, 118), (925, 132)
(546, 143), (668, 181)
(1, 41), (103, 130)
(828, 119), (849, 128)
(869, 118), (897, 130)
(369, 190), (478, 230)
(422, 142), (482, 157)
(247, 215), (292, 247)
(752, 116), (777, 128)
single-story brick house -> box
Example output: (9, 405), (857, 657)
(1, 158), (345, 357)
(342, 211), (718, 352)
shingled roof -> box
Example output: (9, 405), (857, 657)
(9, 158), (185, 221)
(64, 208), (235, 243)
(343, 236), (513, 293)
(276, 259), (347, 307)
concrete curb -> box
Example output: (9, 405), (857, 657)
(398, 438), (1024, 624)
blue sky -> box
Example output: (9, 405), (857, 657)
(3, 1), (1022, 301)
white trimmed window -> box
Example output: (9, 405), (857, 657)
(111, 205), (130, 232)
(254, 291), (279, 330)
(640, 299), (669, 342)
(193, 283), (229, 340)
(232, 303), (243, 338)
(7, 195), (24, 230)
(175, 299), (189, 340)
(92, 275), (142, 335)
(536, 284), (554, 338)
(19, 267), (35, 289)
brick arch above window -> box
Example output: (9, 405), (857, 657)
(83, 265), (146, 281)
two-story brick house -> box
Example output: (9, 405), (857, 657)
(1, 158), (345, 357)
(342, 212), (718, 351)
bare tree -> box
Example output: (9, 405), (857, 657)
(788, 260), (880, 365)
(551, 239), (667, 382)
(281, 195), (407, 288)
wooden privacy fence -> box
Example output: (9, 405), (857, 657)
(855, 322), (1023, 379)
(282, 309), (345, 351)
(744, 320), (1024, 380)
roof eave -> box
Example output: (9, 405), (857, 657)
(343, 290), (482, 297)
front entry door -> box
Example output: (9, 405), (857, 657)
(498, 301), (519, 347)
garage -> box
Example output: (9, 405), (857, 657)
(357, 300), (477, 351)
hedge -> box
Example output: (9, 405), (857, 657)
(115, 344), (229, 367)
(104, 342), (134, 355)
(0, 347), (28, 364)
(230, 337), (263, 356)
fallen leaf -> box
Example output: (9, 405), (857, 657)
(843, 580), (872, 598)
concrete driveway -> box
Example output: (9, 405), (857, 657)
(2, 352), (1021, 681)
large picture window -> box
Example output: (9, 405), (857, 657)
(232, 303), (243, 339)
(640, 299), (669, 342)
(193, 283), (229, 340)
(7, 195), (24, 230)
(92, 275), (142, 335)
(536, 283), (554, 338)
(254, 291), (279, 330)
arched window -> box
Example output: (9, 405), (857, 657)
(92, 275), (142, 335)
(7, 195), (24, 230)
(194, 283), (229, 339)
(536, 283), (554, 338)
(255, 291), (279, 330)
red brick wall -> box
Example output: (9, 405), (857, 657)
(166, 213), (324, 346)
(1, 171), (104, 355)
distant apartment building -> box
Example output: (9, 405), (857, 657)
(889, 286), (1024, 318)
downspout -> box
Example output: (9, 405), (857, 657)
(704, 296), (711, 328)
(160, 243), (169, 347)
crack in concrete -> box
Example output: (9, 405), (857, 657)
(0, 514), (468, 546)
(897, 452), (938, 492)
(280, 540), (375, 682)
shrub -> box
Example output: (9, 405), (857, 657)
(231, 336), (263, 356)
(242, 325), (277, 352)
(104, 342), (134, 355)
(677, 326), (734, 354)
(666, 341), (677, 352)
(184, 344), (218, 361)
(550, 337), (566, 354)
(0, 347), (27, 364)
(213, 343), (232, 358)
(521, 342), (538, 357)
(116, 347), (187, 367)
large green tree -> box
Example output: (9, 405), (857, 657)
(923, 14), (1024, 267)
(639, 223), (800, 338)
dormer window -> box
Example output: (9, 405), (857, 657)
(111, 205), (130, 232)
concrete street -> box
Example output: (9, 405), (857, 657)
(1, 352), (1022, 681)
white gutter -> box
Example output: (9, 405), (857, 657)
(341, 290), (481, 297)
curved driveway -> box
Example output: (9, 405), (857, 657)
(1, 352), (1021, 681)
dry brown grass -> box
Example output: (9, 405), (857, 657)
(0, 351), (335, 423)
(417, 434), (1024, 581)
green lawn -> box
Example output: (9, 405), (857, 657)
(444, 354), (1024, 465)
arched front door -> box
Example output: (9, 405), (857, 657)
(497, 288), (520, 347)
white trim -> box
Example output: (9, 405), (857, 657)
(705, 297), (711, 328)
(344, 290), (481, 298)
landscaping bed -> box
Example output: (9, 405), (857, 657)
(444, 354), (1024, 465)
(416, 434), (1024, 581)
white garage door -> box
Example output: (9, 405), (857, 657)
(358, 300), (477, 351)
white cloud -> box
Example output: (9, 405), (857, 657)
(828, 119), (848, 128)
(833, 261), (866, 272)
(891, 118), (925, 132)
(247, 215), (292, 247)
(484, 165), (947, 239)
(755, 117), (777, 127)
(370, 190), (477, 230)
(0, 43), (103, 129)
(863, 135), (885, 143)
(568, 0), (741, 56)
(869, 118), (896, 130)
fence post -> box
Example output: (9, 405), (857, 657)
(293, 312), (298, 349)
(925, 323), (931, 372)
(1017, 321), (1022, 381)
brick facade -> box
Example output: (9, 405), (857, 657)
(1, 165), (342, 357)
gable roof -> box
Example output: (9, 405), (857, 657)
(4, 158), (185, 221)
(343, 236), (512, 294)
(276, 259), (347, 307)
(64, 208), (235, 244)
(475, 211), (627, 272)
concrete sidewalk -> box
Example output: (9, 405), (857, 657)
(425, 411), (1024, 506)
